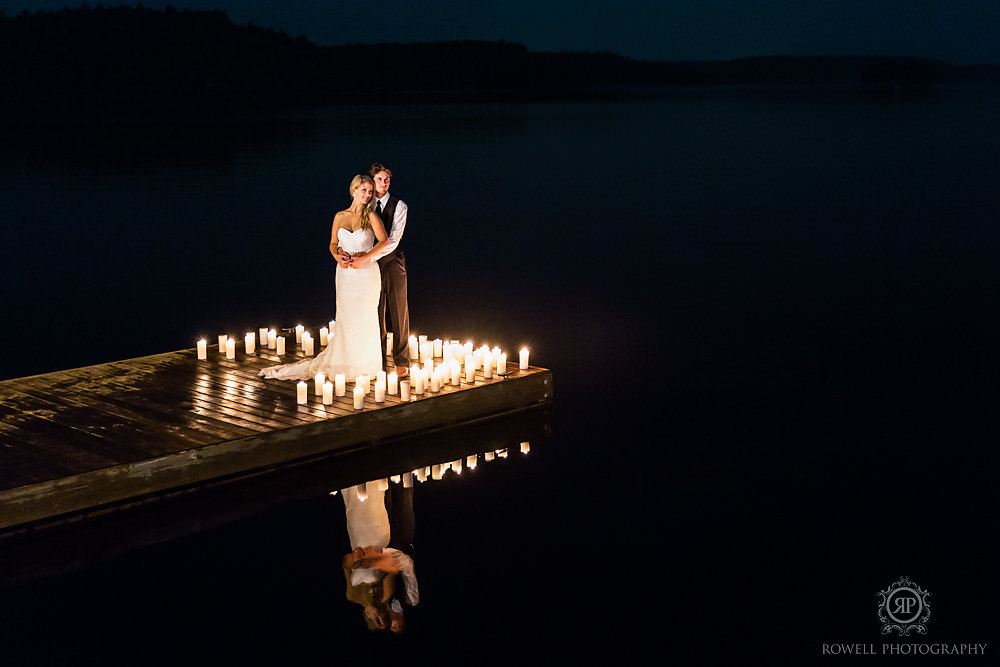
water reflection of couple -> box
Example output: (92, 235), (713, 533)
(341, 479), (418, 633)
(260, 162), (411, 381)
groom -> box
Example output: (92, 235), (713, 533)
(362, 162), (411, 378)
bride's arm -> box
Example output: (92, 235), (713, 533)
(329, 213), (351, 268)
(351, 212), (389, 267)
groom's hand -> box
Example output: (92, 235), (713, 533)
(335, 249), (352, 268)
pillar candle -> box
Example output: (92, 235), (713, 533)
(388, 371), (398, 395)
(319, 327), (328, 345)
(276, 336), (285, 356)
(267, 329), (277, 349)
(327, 330), (335, 346)
(296, 381), (307, 404)
(197, 339), (207, 360)
(303, 333), (314, 356)
(520, 347), (530, 370)
(334, 374), (345, 397)
(465, 355), (475, 383)
(408, 335), (419, 359)
(400, 380), (410, 401)
(295, 324), (304, 344)
(329, 319), (336, 331)
(483, 355), (493, 379)
(314, 372), (326, 396)
(450, 361), (461, 386)
(433, 338), (442, 357)
(218, 334), (227, 351)
(420, 341), (432, 362)
(374, 381), (385, 403)
(442, 340), (451, 362)
(413, 367), (425, 394)
(430, 370), (440, 393)
(245, 332), (255, 354)
(226, 337), (236, 359)
(323, 381), (333, 405)
(497, 352), (507, 374)
(353, 385), (364, 409)
(358, 374), (370, 394)
(259, 327), (268, 345)
(386, 332), (394, 357)
(376, 370), (386, 387)
(424, 358), (434, 375)
(418, 335), (427, 345)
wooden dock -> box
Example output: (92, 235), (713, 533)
(0, 332), (553, 533)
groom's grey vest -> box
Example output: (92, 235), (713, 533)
(377, 195), (404, 262)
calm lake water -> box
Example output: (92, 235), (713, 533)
(1, 87), (998, 662)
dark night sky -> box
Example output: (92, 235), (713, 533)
(4, 0), (1000, 65)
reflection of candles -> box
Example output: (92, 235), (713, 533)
(295, 324), (304, 344)
(386, 332), (393, 356)
(245, 332), (255, 354)
(520, 347), (530, 369)
(296, 381), (307, 404)
(467, 454), (477, 469)
(335, 374), (346, 397)
(323, 381), (333, 405)
(520, 441), (531, 454)
(377, 478), (388, 492)
(498, 448), (508, 458)
(374, 381), (385, 403)
(433, 338), (442, 357)
(400, 380), (410, 401)
(315, 372), (325, 396)
(485, 451), (495, 461)
(453, 458), (463, 474)
(391, 474), (401, 484)
(353, 385), (364, 409)
(226, 337), (236, 359)
(408, 336), (418, 359)
(356, 484), (367, 502)
(388, 371), (398, 395)
(276, 336), (285, 356)
(267, 329), (277, 349)
(197, 339), (207, 360)
(319, 327), (328, 346)
(402, 471), (413, 488)
(431, 464), (443, 480)
(415, 466), (426, 482)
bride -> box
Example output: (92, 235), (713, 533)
(260, 174), (389, 381)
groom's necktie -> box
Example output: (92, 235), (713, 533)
(376, 201), (384, 217)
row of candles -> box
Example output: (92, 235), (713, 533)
(332, 442), (531, 499)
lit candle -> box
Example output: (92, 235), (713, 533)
(296, 381), (307, 404)
(303, 332), (314, 356)
(357, 374), (370, 394)
(483, 354), (493, 379)
(276, 336), (285, 356)
(376, 370), (386, 387)
(245, 332), (255, 354)
(465, 355), (475, 383)
(314, 372), (325, 396)
(424, 358), (434, 375)
(420, 341), (432, 362)
(226, 337), (236, 360)
(327, 330), (335, 346)
(295, 324), (304, 344)
(388, 371), (398, 395)
(259, 327), (268, 345)
(433, 338), (442, 357)
(329, 319), (336, 331)
(408, 335), (418, 359)
(323, 381), (333, 405)
(520, 441), (531, 454)
(430, 370), (440, 393)
(400, 380), (410, 401)
(418, 334), (427, 345)
(319, 326), (328, 345)
(335, 374), (346, 397)
(413, 367), (425, 395)
(450, 361), (461, 386)
(374, 381), (385, 403)
(267, 329), (277, 349)
(442, 340), (451, 361)
(353, 385), (364, 409)
(197, 339), (207, 360)
(497, 352), (507, 375)
(520, 347), (530, 370)
(218, 334), (227, 351)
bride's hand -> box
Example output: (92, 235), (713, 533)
(349, 253), (369, 268)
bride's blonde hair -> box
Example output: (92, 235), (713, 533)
(349, 174), (376, 231)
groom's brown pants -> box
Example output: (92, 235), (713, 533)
(378, 251), (411, 371)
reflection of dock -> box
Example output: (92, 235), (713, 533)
(0, 336), (553, 534)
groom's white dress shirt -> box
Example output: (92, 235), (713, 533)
(369, 191), (408, 262)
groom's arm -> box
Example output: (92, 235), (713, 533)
(368, 200), (408, 262)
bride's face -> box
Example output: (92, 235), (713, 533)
(354, 182), (374, 204)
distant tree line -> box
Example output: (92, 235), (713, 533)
(2, 5), (998, 120)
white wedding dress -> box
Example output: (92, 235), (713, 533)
(260, 227), (383, 381)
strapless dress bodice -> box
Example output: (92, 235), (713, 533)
(338, 227), (374, 253)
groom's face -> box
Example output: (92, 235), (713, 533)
(373, 171), (391, 197)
